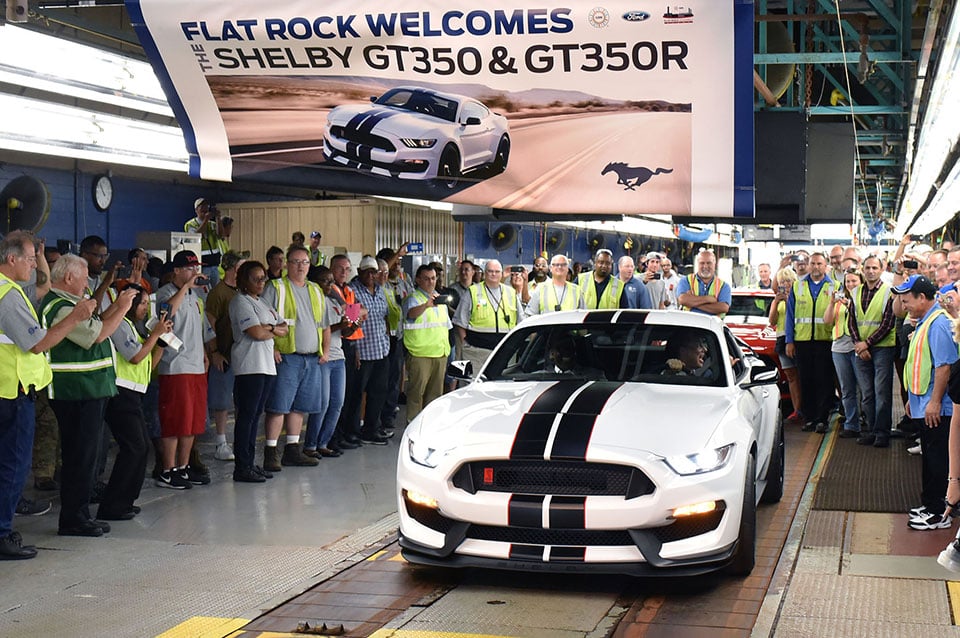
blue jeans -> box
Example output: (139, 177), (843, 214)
(853, 345), (895, 438)
(0, 394), (36, 536)
(304, 359), (346, 450)
(832, 350), (860, 432)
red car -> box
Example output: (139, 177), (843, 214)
(724, 288), (790, 403)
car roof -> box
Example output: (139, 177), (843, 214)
(520, 309), (724, 334)
(388, 85), (471, 103)
(731, 287), (775, 297)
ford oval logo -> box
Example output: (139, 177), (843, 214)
(623, 10), (651, 21)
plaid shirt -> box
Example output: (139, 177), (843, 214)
(350, 280), (390, 360)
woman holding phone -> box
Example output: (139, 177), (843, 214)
(769, 267), (803, 422)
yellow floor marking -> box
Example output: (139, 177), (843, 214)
(367, 549), (388, 561)
(948, 581), (960, 624)
(388, 551), (407, 562)
(155, 616), (248, 638)
(370, 631), (519, 638)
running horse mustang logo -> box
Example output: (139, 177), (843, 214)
(601, 162), (673, 191)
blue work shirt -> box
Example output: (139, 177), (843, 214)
(907, 304), (958, 417)
(622, 276), (653, 309)
(674, 275), (732, 316)
(785, 275), (829, 344)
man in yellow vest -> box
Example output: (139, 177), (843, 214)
(184, 198), (222, 286)
(0, 232), (96, 559)
(578, 249), (628, 310)
(453, 259), (522, 376)
(308, 231), (326, 267)
(847, 255), (897, 447)
(893, 275), (957, 529)
(402, 264), (452, 422)
(526, 254), (579, 316)
(785, 252), (835, 434)
(261, 245), (331, 470)
(676, 249), (731, 316)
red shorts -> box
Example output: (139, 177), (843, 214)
(159, 374), (207, 437)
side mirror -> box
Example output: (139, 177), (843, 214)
(740, 361), (778, 388)
(447, 360), (474, 380)
(462, 116), (481, 126)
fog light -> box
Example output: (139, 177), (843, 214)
(404, 489), (438, 509)
(672, 501), (718, 518)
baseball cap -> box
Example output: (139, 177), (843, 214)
(645, 251), (663, 261)
(358, 256), (378, 272)
(892, 274), (938, 297)
(310, 230), (322, 239)
(194, 197), (208, 209)
(171, 250), (201, 268)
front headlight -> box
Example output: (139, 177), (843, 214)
(400, 138), (437, 148)
(664, 443), (735, 476)
(408, 436), (448, 468)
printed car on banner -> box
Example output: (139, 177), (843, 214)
(397, 309), (784, 577)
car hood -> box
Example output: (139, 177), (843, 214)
(329, 104), (449, 135)
(416, 380), (734, 459)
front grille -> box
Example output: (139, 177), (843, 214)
(467, 524), (634, 546)
(652, 508), (725, 543)
(329, 125), (396, 151)
(452, 460), (654, 498)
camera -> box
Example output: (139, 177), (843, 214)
(903, 259), (919, 270)
(910, 234), (922, 241)
(433, 294), (453, 305)
(510, 265), (525, 274)
(651, 272), (661, 280)
(834, 290), (846, 301)
(194, 276), (211, 286)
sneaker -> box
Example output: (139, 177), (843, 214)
(263, 446), (282, 472)
(910, 505), (931, 518)
(214, 441), (235, 461)
(786, 410), (803, 423)
(908, 512), (953, 530)
(15, 497), (51, 516)
(155, 469), (192, 490)
(815, 422), (828, 434)
(34, 477), (59, 491)
(379, 428), (396, 439)
(360, 432), (389, 446)
(938, 539), (960, 573)
(184, 465), (211, 485)
(907, 443), (922, 455)
(801, 421), (816, 432)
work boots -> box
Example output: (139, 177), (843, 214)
(281, 443), (320, 467)
(263, 446), (282, 472)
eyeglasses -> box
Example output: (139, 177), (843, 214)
(252, 276), (268, 283)
(288, 259), (310, 266)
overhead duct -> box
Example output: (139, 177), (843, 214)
(756, 22), (796, 101)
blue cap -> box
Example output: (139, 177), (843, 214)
(892, 274), (937, 296)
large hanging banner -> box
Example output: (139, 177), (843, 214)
(128, 1), (755, 217)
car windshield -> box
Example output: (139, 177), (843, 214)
(727, 294), (772, 319)
(376, 89), (459, 123)
(482, 322), (726, 387)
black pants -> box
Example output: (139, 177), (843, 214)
(918, 416), (950, 515)
(333, 339), (359, 442)
(794, 340), (834, 423)
(52, 397), (108, 528)
(233, 374), (276, 470)
(381, 336), (405, 428)
(341, 356), (388, 438)
(99, 388), (149, 515)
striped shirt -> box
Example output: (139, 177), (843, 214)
(349, 280), (390, 360)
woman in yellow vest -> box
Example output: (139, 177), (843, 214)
(99, 285), (172, 520)
(824, 269), (864, 438)
(768, 267), (802, 422)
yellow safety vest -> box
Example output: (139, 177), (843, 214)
(578, 274), (623, 310)
(852, 283), (895, 347)
(467, 284), (518, 333)
(384, 283), (404, 336)
(904, 308), (950, 395)
(775, 299), (786, 335)
(539, 281), (579, 313)
(403, 290), (451, 358)
(793, 278), (833, 341)
(830, 300), (850, 340)
(0, 276), (53, 399)
(680, 274), (727, 318)
(114, 316), (151, 394)
(268, 277), (325, 355)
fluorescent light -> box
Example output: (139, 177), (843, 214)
(0, 94), (188, 172)
(0, 24), (172, 116)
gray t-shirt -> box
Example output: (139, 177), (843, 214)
(645, 278), (667, 309)
(110, 318), (143, 363)
(0, 280), (46, 352)
(229, 293), (281, 376)
(261, 280), (328, 354)
(155, 283), (214, 375)
(322, 297), (344, 362)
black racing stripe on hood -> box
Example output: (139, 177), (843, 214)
(509, 494), (544, 528)
(549, 382), (623, 460)
(549, 496), (586, 529)
(356, 108), (398, 136)
(510, 380), (587, 459)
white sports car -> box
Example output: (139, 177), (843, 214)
(323, 86), (510, 189)
(397, 309), (783, 577)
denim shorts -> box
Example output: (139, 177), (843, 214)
(265, 353), (323, 414)
(207, 364), (235, 411)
